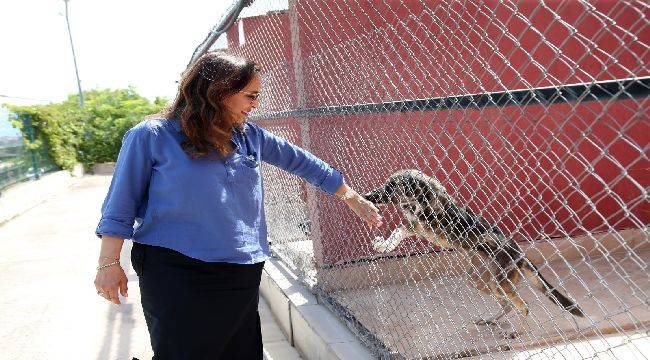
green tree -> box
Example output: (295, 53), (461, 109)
(77, 87), (166, 166)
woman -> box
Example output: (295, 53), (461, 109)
(93, 51), (382, 359)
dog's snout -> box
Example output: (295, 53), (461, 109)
(365, 189), (389, 204)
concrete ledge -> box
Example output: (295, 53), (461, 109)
(92, 162), (115, 175)
(260, 296), (302, 360)
(0, 170), (77, 225)
(260, 258), (374, 360)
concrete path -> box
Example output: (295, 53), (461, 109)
(0, 175), (300, 360)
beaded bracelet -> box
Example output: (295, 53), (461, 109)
(99, 256), (119, 261)
(96, 261), (120, 271)
(338, 187), (356, 200)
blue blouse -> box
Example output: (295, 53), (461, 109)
(95, 118), (343, 264)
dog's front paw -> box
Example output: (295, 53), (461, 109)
(372, 236), (392, 253)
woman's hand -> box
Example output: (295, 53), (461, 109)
(94, 261), (128, 305)
(94, 236), (127, 305)
(335, 184), (383, 227)
(345, 194), (383, 227)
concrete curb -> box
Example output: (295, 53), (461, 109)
(0, 170), (79, 225)
(260, 258), (374, 360)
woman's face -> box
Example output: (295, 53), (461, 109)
(222, 74), (261, 125)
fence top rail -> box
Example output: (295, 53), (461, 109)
(253, 76), (650, 120)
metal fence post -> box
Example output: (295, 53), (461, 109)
(21, 114), (40, 180)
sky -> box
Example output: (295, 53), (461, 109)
(0, 0), (232, 107)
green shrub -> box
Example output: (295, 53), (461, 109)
(7, 87), (167, 170)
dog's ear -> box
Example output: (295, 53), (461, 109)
(366, 177), (398, 204)
(419, 179), (452, 212)
(413, 179), (431, 203)
(422, 183), (437, 203)
(383, 177), (398, 197)
(401, 174), (424, 199)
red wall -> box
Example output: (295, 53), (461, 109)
(228, 1), (649, 265)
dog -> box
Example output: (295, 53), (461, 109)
(364, 169), (585, 337)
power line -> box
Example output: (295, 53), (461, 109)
(0, 94), (54, 103)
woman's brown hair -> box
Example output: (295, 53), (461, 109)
(165, 52), (260, 158)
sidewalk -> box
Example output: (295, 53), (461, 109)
(0, 175), (300, 360)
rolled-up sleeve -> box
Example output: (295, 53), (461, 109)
(256, 125), (343, 194)
(95, 122), (154, 239)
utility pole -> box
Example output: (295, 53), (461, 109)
(63, 0), (84, 107)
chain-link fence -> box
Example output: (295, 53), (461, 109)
(0, 111), (57, 192)
(213, 0), (648, 358)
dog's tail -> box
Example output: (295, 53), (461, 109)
(523, 261), (585, 318)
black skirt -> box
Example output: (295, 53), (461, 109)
(131, 242), (264, 360)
